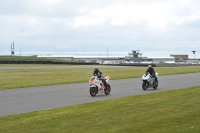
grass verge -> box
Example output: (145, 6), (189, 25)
(0, 66), (200, 90)
(0, 87), (199, 133)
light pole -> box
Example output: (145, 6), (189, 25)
(192, 51), (196, 63)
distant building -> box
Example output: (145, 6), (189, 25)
(73, 56), (125, 64)
(185, 59), (200, 64)
(125, 50), (143, 62)
(141, 57), (175, 64)
(37, 55), (125, 64)
(125, 50), (175, 64)
(37, 50), (176, 64)
(37, 55), (73, 61)
(170, 55), (188, 62)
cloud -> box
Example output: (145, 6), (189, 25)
(73, 0), (200, 30)
(0, 0), (200, 54)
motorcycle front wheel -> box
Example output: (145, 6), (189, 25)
(153, 80), (158, 89)
(90, 87), (98, 97)
(142, 81), (148, 90)
(105, 84), (111, 95)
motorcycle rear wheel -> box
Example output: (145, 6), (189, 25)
(105, 84), (111, 95)
(142, 81), (148, 90)
(90, 87), (98, 97)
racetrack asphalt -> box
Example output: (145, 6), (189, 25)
(0, 72), (200, 117)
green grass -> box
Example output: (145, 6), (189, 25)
(0, 66), (200, 90)
(0, 87), (199, 133)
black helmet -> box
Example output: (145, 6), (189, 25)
(94, 67), (99, 72)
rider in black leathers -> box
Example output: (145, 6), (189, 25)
(93, 67), (107, 91)
(145, 65), (157, 81)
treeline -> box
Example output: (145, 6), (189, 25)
(0, 60), (98, 65)
(0, 56), (98, 65)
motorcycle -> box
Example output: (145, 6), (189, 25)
(89, 75), (111, 97)
(142, 73), (158, 90)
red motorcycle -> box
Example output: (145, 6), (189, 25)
(89, 75), (111, 97)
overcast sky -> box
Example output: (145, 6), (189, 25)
(0, 0), (200, 56)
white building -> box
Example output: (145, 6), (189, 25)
(37, 50), (175, 64)
(37, 55), (74, 60)
(142, 57), (175, 64)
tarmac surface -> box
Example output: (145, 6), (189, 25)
(0, 71), (200, 117)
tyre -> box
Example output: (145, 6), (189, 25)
(90, 87), (98, 97)
(142, 81), (148, 90)
(105, 84), (111, 95)
(153, 80), (158, 89)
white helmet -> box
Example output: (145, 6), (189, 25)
(148, 65), (152, 68)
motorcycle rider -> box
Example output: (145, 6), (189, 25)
(93, 67), (107, 91)
(145, 65), (157, 81)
